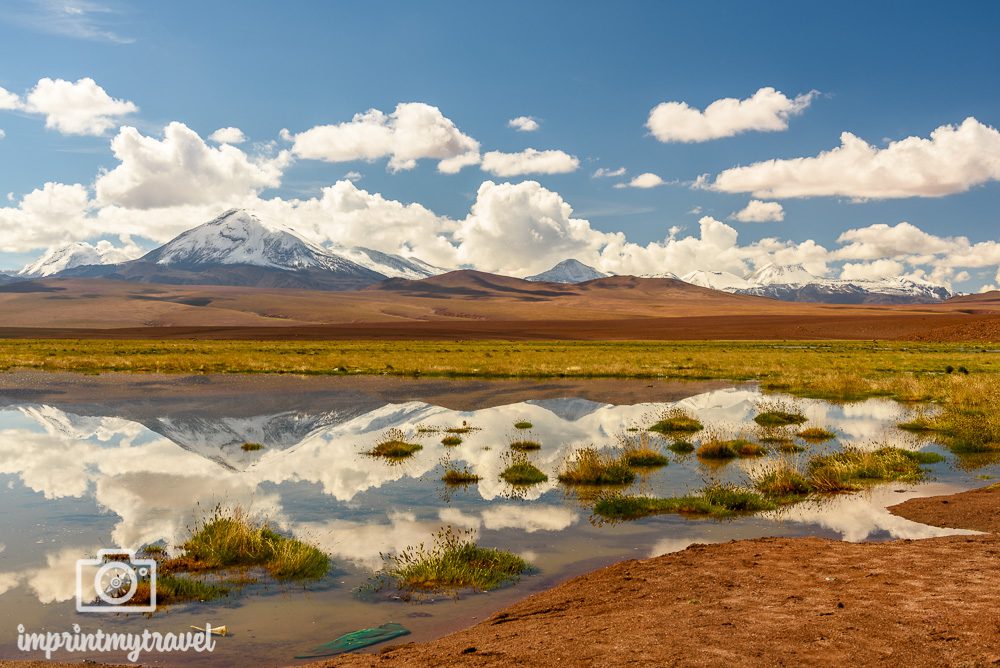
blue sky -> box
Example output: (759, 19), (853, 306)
(1, 0), (999, 290)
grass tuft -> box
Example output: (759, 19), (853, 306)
(594, 482), (774, 521)
(378, 527), (529, 592)
(754, 410), (807, 427)
(649, 409), (703, 434)
(752, 461), (813, 499)
(441, 435), (463, 446)
(369, 428), (423, 459)
(442, 466), (482, 485)
(667, 440), (695, 454)
(557, 447), (635, 485)
(513, 420), (533, 430)
(806, 446), (933, 492)
(510, 439), (542, 451)
(175, 507), (329, 580)
(241, 442), (264, 451)
(500, 453), (548, 486)
(797, 427), (836, 441)
(697, 438), (766, 459)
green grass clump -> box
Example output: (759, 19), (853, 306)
(500, 454), (548, 485)
(797, 427), (836, 441)
(649, 409), (703, 434)
(510, 439), (542, 451)
(753, 462), (813, 500)
(806, 447), (933, 492)
(441, 435), (463, 446)
(380, 527), (529, 592)
(513, 420), (533, 430)
(178, 508), (329, 580)
(754, 410), (807, 427)
(622, 448), (669, 468)
(445, 425), (474, 434)
(594, 483), (774, 521)
(369, 428), (423, 458)
(901, 450), (946, 464)
(667, 440), (695, 454)
(241, 442), (264, 451)
(557, 447), (635, 485)
(442, 466), (482, 485)
(134, 574), (229, 605)
(777, 441), (807, 453)
(697, 438), (766, 459)
(898, 418), (937, 432)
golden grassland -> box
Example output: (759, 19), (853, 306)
(1, 338), (998, 450)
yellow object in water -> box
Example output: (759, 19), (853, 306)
(190, 624), (227, 636)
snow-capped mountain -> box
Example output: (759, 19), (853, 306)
(19, 240), (143, 277)
(681, 269), (753, 291)
(56, 209), (389, 290)
(333, 245), (445, 279)
(526, 259), (609, 283)
(144, 209), (366, 273)
(639, 271), (681, 280)
(746, 263), (818, 286)
(720, 263), (953, 304)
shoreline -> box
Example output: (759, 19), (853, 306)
(316, 484), (1000, 667)
(2, 484), (997, 667)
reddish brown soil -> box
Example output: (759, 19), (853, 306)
(0, 276), (998, 341)
(889, 483), (1000, 533)
(302, 488), (1000, 668)
(2, 311), (1000, 342)
(4, 485), (998, 668)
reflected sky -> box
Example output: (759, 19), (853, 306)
(0, 378), (990, 666)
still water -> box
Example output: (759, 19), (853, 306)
(0, 374), (990, 665)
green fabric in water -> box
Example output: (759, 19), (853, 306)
(294, 622), (411, 659)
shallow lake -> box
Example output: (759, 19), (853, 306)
(0, 373), (993, 666)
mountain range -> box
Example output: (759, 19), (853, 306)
(4, 208), (955, 304)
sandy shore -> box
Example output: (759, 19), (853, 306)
(4, 484), (998, 668)
(317, 485), (1000, 668)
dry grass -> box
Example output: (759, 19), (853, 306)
(649, 408), (703, 434)
(369, 428), (423, 458)
(557, 447), (635, 485)
(697, 437), (766, 460)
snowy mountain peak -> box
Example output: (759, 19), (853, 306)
(526, 259), (609, 283)
(331, 245), (445, 279)
(748, 263), (819, 286)
(139, 209), (377, 278)
(681, 269), (752, 291)
(19, 240), (143, 277)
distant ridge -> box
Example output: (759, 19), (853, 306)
(526, 259), (608, 283)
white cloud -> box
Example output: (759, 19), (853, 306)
(23, 77), (137, 136)
(287, 102), (480, 173)
(647, 87), (816, 143)
(840, 259), (905, 281)
(508, 116), (540, 132)
(0, 87), (20, 110)
(617, 172), (664, 189)
(0, 182), (92, 252)
(708, 117), (1000, 199)
(835, 222), (956, 260)
(593, 166), (626, 178)
(480, 148), (579, 176)
(731, 199), (784, 223)
(208, 126), (247, 144)
(0, 129), (5, 140)
(95, 122), (289, 209)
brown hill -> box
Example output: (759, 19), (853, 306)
(0, 272), (997, 340)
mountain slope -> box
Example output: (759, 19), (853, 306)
(526, 259), (609, 283)
(58, 209), (387, 290)
(335, 246), (445, 279)
(20, 240), (143, 277)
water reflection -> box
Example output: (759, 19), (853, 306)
(0, 379), (992, 664)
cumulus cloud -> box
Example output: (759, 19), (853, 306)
(0, 87), (20, 110)
(840, 259), (906, 281)
(480, 148), (579, 176)
(208, 126), (246, 144)
(708, 117), (1000, 199)
(0, 129), (5, 140)
(647, 87), (816, 143)
(616, 172), (664, 189)
(95, 122), (289, 208)
(731, 199), (784, 222)
(508, 116), (540, 132)
(593, 166), (626, 178)
(287, 102), (480, 173)
(0, 182), (91, 252)
(23, 77), (137, 135)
